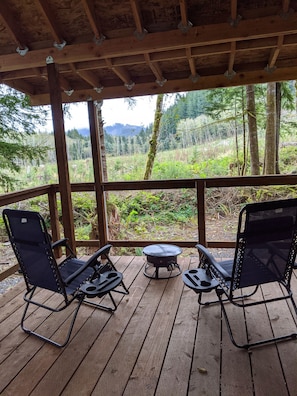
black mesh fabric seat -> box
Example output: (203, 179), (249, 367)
(183, 198), (297, 349)
(3, 209), (129, 347)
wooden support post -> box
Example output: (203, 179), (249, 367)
(88, 100), (108, 246)
(46, 61), (76, 252)
(196, 179), (206, 247)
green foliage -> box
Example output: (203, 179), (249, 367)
(0, 85), (49, 190)
(153, 161), (194, 179)
(109, 190), (196, 229)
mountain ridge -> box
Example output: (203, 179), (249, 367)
(77, 123), (144, 137)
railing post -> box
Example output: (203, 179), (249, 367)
(196, 179), (206, 246)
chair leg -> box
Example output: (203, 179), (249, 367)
(21, 292), (85, 348)
(217, 289), (297, 349)
(83, 291), (119, 312)
(197, 286), (259, 306)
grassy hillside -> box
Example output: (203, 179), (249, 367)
(11, 130), (297, 190)
(2, 131), (297, 254)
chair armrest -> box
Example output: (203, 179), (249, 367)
(52, 238), (68, 250)
(85, 244), (113, 267)
(196, 244), (217, 265)
(52, 237), (76, 259)
(196, 244), (232, 281)
(63, 244), (113, 285)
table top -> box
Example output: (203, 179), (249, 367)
(143, 244), (182, 257)
(182, 268), (219, 293)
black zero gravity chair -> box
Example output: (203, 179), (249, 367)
(3, 209), (129, 347)
(183, 198), (297, 349)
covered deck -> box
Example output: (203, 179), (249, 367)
(1, 1), (297, 394)
(1, 254), (297, 395)
(2, 1), (297, 253)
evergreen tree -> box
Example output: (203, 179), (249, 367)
(0, 85), (48, 190)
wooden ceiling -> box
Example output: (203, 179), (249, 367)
(1, 0), (297, 105)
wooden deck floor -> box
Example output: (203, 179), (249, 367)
(0, 255), (297, 396)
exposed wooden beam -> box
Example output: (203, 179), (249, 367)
(35, 0), (65, 47)
(81, 0), (105, 44)
(225, 41), (236, 78)
(267, 35), (284, 71)
(186, 48), (198, 82)
(178, 0), (192, 32)
(105, 59), (134, 89)
(75, 69), (103, 91)
(30, 61), (297, 106)
(282, 0), (290, 14)
(59, 75), (73, 93)
(0, 1), (27, 50)
(2, 13), (297, 73)
(4, 31), (296, 83)
(265, 1), (291, 71)
(130, 0), (147, 39)
(3, 32), (297, 98)
(4, 78), (35, 95)
(230, 0), (239, 26)
(144, 53), (166, 85)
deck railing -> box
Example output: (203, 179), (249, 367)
(1, 174), (297, 281)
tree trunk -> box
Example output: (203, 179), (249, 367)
(275, 82), (281, 174)
(264, 82), (276, 174)
(246, 84), (260, 175)
(144, 94), (164, 180)
(241, 86), (247, 175)
(96, 101), (108, 182)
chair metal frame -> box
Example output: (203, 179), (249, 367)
(193, 199), (297, 349)
(3, 209), (129, 347)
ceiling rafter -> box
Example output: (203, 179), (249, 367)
(35, 0), (66, 48)
(230, 0), (241, 26)
(81, 0), (106, 44)
(59, 75), (73, 94)
(185, 48), (199, 83)
(3, 32), (297, 86)
(226, 0), (239, 78)
(266, 35), (284, 71)
(7, 78), (35, 94)
(282, 0), (291, 15)
(178, 0), (192, 32)
(105, 59), (135, 90)
(2, 1), (297, 105)
(225, 41), (236, 79)
(130, 0), (147, 40)
(71, 64), (104, 93)
(33, 66), (47, 81)
(144, 53), (166, 86)
(266, 0), (291, 72)
(2, 12), (297, 74)
(0, 1), (28, 53)
(30, 61), (297, 106)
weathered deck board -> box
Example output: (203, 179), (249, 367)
(0, 257), (296, 396)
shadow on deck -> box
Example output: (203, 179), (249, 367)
(0, 255), (296, 396)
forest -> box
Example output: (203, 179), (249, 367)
(6, 80), (297, 190)
(1, 82), (297, 248)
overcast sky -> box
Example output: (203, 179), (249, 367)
(44, 96), (158, 132)
(44, 94), (178, 132)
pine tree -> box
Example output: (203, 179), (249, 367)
(0, 85), (48, 190)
